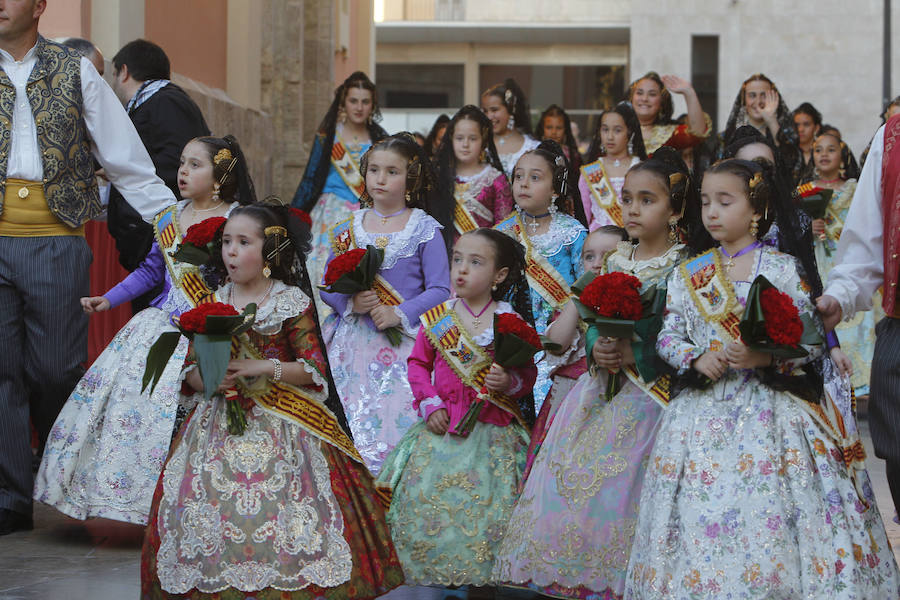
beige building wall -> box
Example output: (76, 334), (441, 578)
(462, 0), (631, 22)
(630, 0), (889, 154)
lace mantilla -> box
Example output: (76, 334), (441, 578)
(529, 213), (587, 258)
(352, 208), (442, 269)
(216, 281), (310, 335)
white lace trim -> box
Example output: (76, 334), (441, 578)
(453, 299), (515, 346)
(352, 208), (443, 269)
(298, 359), (328, 391)
(610, 241), (686, 274)
(393, 305), (418, 337)
(530, 213), (586, 258)
(216, 282), (310, 335)
(507, 370), (524, 395)
(419, 396), (443, 419)
(499, 135), (540, 175)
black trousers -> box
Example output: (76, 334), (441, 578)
(0, 236), (90, 515)
(870, 317), (900, 513)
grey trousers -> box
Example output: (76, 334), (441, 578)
(0, 235), (90, 515)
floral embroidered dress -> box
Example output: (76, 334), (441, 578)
(452, 163), (513, 239)
(376, 300), (536, 587)
(624, 246), (900, 599)
(815, 178), (882, 395)
(320, 209), (451, 475)
(498, 135), (540, 178)
(34, 200), (230, 525)
(496, 211), (587, 409)
(494, 242), (687, 600)
(141, 281), (404, 600)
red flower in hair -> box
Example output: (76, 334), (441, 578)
(579, 271), (643, 320)
(182, 217), (227, 247)
(496, 313), (541, 350)
(759, 287), (803, 347)
(178, 302), (239, 334)
(323, 249), (368, 286)
(290, 207), (312, 227)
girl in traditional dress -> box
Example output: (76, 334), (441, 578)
(624, 159), (900, 599)
(804, 126), (876, 396)
(496, 140), (587, 413)
(495, 148), (692, 600)
(291, 71), (388, 311)
(141, 204), (404, 599)
(628, 72), (711, 156)
(320, 133), (452, 476)
(791, 102), (823, 186)
(721, 73), (797, 167)
(481, 79), (540, 177)
(34, 135), (253, 525)
(536, 104), (583, 174)
(579, 102), (648, 231)
(434, 105), (513, 241)
(375, 228), (537, 591)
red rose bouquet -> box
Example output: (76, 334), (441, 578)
(572, 270), (661, 401)
(453, 312), (541, 436)
(320, 245), (403, 346)
(171, 216), (227, 265)
(143, 301), (257, 435)
(738, 275), (822, 360)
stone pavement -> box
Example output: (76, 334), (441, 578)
(2, 418), (899, 600)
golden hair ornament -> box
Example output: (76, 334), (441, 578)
(264, 225), (290, 266)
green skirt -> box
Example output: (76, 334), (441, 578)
(376, 420), (528, 587)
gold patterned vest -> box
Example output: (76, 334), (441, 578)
(0, 37), (100, 228)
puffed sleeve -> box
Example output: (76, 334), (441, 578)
(656, 268), (705, 374)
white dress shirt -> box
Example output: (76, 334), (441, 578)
(823, 125), (885, 320)
(0, 42), (175, 223)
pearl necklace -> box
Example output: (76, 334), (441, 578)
(230, 280), (274, 311)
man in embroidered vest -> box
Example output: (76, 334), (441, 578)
(0, 0), (174, 535)
(818, 113), (900, 522)
(107, 39), (209, 313)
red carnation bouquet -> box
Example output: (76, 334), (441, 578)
(738, 275), (822, 359)
(795, 182), (834, 246)
(320, 245), (403, 346)
(453, 312), (541, 436)
(143, 301), (257, 435)
(572, 271), (660, 401)
(172, 216), (228, 265)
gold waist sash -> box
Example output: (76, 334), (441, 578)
(0, 178), (84, 237)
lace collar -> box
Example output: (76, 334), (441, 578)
(216, 281), (310, 335)
(452, 299), (515, 346)
(529, 212), (586, 256)
(610, 241), (686, 274)
(352, 208), (442, 269)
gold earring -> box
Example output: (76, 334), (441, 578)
(668, 218), (679, 244)
(212, 186), (220, 202)
(492, 283), (498, 291)
(479, 149), (487, 163)
(263, 263), (272, 278)
(405, 190), (411, 204)
(749, 218), (759, 239)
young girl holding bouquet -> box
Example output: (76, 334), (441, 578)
(494, 148), (691, 599)
(495, 140), (587, 412)
(624, 159), (900, 598)
(375, 228), (537, 591)
(34, 135), (253, 525)
(434, 105), (513, 240)
(141, 203), (404, 600)
(320, 133), (451, 475)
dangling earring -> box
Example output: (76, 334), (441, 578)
(262, 262), (272, 278)
(338, 108), (347, 124)
(600, 144), (606, 155)
(627, 135), (634, 156)
(548, 194), (559, 215)
(749, 218), (759, 239)
(839, 167), (846, 179)
(491, 283), (498, 291)
(367, 114), (373, 125)
(507, 115), (515, 131)
(514, 203), (522, 213)
(479, 149), (486, 163)
(405, 190), (411, 205)
(212, 185), (220, 203)
(668, 218), (679, 244)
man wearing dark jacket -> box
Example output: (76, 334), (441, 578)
(108, 39), (210, 312)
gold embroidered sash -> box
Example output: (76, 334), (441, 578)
(453, 179), (492, 235)
(506, 213), (573, 312)
(420, 302), (529, 429)
(330, 138), (366, 201)
(329, 217), (405, 307)
(156, 206), (213, 308)
(233, 337), (363, 463)
(580, 160), (624, 227)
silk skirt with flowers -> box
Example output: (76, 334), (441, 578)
(493, 373), (663, 600)
(376, 420), (528, 587)
(34, 307), (187, 525)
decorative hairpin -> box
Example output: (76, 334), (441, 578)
(748, 172), (763, 190)
(264, 225), (290, 266)
(554, 155), (565, 167)
(214, 148), (233, 165)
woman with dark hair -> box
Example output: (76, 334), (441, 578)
(579, 101), (647, 230)
(721, 73), (798, 170)
(290, 71), (388, 304)
(434, 105), (513, 239)
(627, 71), (711, 155)
(481, 78), (540, 176)
(791, 102), (823, 185)
(423, 113), (449, 158)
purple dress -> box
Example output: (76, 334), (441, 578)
(321, 208), (451, 475)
